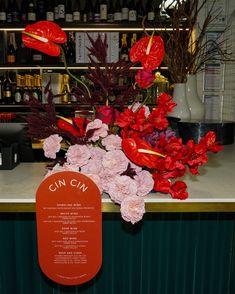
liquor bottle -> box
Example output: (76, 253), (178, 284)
(46, 0), (55, 21)
(7, 33), (16, 64)
(61, 74), (70, 103)
(65, 0), (73, 22)
(27, 1), (36, 22)
(34, 74), (42, 101)
(12, 1), (20, 23)
(14, 74), (23, 104)
(32, 75), (39, 100)
(16, 41), (31, 64)
(147, 0), (155, 22)
(114, 1), (122, 22)
(94, 0), (100, 22)
(58, 0), (65, 22)
(3, 71), (13, 104)
(137, 0), (146, 21)
(128, 0), (137, 22)
(100, 0), (107, 22)
(72, 0), (81, 23)
(0, 76), (3, 104)
(121, 0), (129, 22)
(32, 49), (43, 64)
(120, 33), (129, 61)
(131, 33), (137, 47)
(6, 0), (12, 23)
(83, 0), (93, 22)
(20, 0), (28, 23)
(37, 0), (46, 20)
(107, 0), (114, 22)
(65, 32), (75, 64)
(23, 74), (31, 103)
(54, 0), (59, 21)
(0, 0), (6, 24)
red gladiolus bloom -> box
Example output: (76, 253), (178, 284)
(95, 106), (119, 125)
(135, 69), (155, 89)
(22, 21), (67, 56)
(170, 181), (188, 200)
(130, 35), (164, 70)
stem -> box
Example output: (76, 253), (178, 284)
(60, 45), (91, 98)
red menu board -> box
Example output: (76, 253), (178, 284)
(36, 171), (102, 285)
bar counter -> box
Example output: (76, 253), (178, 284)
(0, 144), (235, 213)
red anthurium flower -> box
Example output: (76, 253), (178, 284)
(57, 117), (87, 137)
(122, 137), (165, 168)
(22, 21), (67, 56)
(130, 35), (164, 71)
(135, 69), (155, 89)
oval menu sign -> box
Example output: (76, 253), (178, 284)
(36, 171), (102, 286)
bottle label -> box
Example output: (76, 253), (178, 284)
(83, 13), (87, 22)
(65, 14), (73, 22)
(114, 12), (122, 21)
(0, 12), (6, 21)
(58, 4), (65, 19)
(148, 12), (155, 21)
(14, 153), (17, 163)
(21, 13), (27, 22)
(23, 92), (30, 102)
(122, 8), (129, 20)
(129, 10), (137, 21)
(28, 12), (36, 21)
(33, 91), (39, 99)
(15, 92), (22, 103)
(100, 4), (107, 20)
(107, 13), (114, 22)
(33, 54), (43, 61)
(3, 91), (11, 98)
(121, 53), (129, 61)
(73, 11), (81, 22)
(54, 7), (59, 20)
(0, 153), (2, 166)
(46, 12), (54, 21)
(6, 13), (12, 23)
(7, 55), (15, 64)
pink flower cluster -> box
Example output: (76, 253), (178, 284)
(43, 119), (154, 224)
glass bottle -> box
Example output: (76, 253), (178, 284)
(37, 0), (46, 20)
(61, 74), (70, 103)
(32, 49), (43, 64)
(147, 0), (155, 22)
(3, 71), (13, 104)
(23, 74), (31, 103)
(46, 0), (55, 21)
(12, 1), (20, 23)
(114, 1), (122, 22)
(14, 74), (23, 104)
(0, 75), (4, 104)
(100, 0), (107, 22)
(7, 33), (16, 64)
(27, 1), (37, 22)
(58, 0), (65, 22)
(20, 0), (28, 22)
(128, 0), (137, 22)
(65, 32), (75, 65)
(16, 41), (31, 64)
(54, 0), (59, 21)
(94, 0), (100, 23)
(84, 0), (93, 22)
(107, 0), (114, 22)
(0, 0), (6, 23)
(120, 33), (129, 61)
(137, 0), (146, 21)
(72, 0), (81, 23)
(65, 0), (73, 22)
(6, 0), (12, 23)
(121, 0), (129, 22)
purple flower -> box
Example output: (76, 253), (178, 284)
(106, 175), (138, 204)
(102, 134), (122, 150)
(120, 196), (145, 224)
(65, 144), (91, 167)
(134, 170), (154, 196)
(43, 134), (63, 159)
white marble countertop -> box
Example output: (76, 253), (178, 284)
(0, 144), (235, 212)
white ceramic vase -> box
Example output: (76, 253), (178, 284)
(186, 74), (205, 120)
(171, 83), (191, 120)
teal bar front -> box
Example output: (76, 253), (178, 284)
(0, 212), (234, 294)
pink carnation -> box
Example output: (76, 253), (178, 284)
(44, 163), (79, 178)
(80, 158), (102, 175)
(134, 170), (154, 196)
(86, 119), (108, 142)
(120, 196), (145, 224)
(102, 134), (122, 150)
(43, 134), (63, 159)
(106, 175), (137, 204)
(89, 146), (106, 160)
(65, 144), (91, 167)
(83, 173), (103, 194)
(102, 150), (129, 175)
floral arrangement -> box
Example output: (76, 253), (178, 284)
(23, 21), (223, 224)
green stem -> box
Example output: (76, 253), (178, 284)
(60, 45), (91, 98)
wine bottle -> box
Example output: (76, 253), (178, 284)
(3, 71), (13, 104)
(32, 49), (43, 64)
(137, 0), (146, 21)
(107, 0), (114, 22)
(72, 0), (81, 23)
(7, 33), (16, 64)
(37, 0), (46, 20)
(61, 74), (70, 103)
(121, 0), (129, 22)
(27, 1), (36, 22)
(131, 33), (137, 47)
(22, 74), (31, 103)
(84, 0), (93, 22)
(0, 0), (6, 24)
(114, 0), (122, 22)
(94, 0), (100, 22)
(100, 0), (107, 22)
(128, 0), (137, 22)
(12, 1), (20, 23)
(46, 0), (55, 21)
(147, 0), (155, 22)
(6, 0), (12, 23)
(0, 76), (3, 104)
(20, 0), (28, 22)
(65, 0), (73, 22)
(14, 74), (23, 104)
(58, 0), (65, 22)
(120, 33), (129, 61)
(34, 74), (42, 101)
(54, 0), (59, 21)
(65, 32), (75, 64)
(32, 75), (39, 100)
